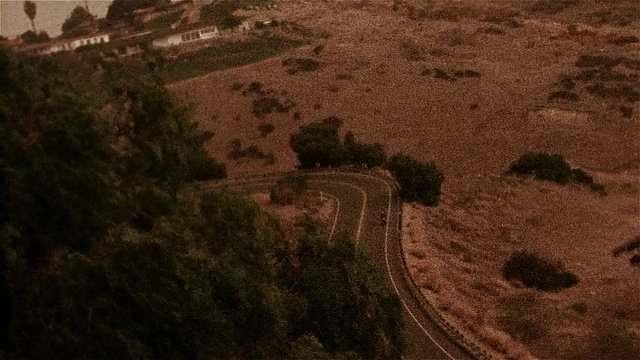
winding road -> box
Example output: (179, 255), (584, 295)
(206, 170), (476, 360)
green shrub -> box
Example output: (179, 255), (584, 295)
(385, 153), (444, 206)
(611, 35), (639, 46)
(527, 0), (578, 14)
(282, 58), (320, 74)
(258, 122), (275, 137)
(343, 131), (387, 168)
(548, 90), (579, 101)
(499, 312), (547, 341)
(507, 151), (573, 184)
(289, 121), (343, 168)
(502, 250), (579, 291)
(571, 168), (594, 184)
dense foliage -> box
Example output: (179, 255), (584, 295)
(502, 250), (579, 291)
(289, 118), (387, 169)
(106, 0), (168, 21)
(507, 151), (604, 192)
(199, 0), (243, 29)
(384, 153), (444, 206)
(282, 224), (407, 358)
(290, 120), (344, 168)
(19, 30), (50, 44)
(0, 47), (405, 359)
(61, 5), (93, 35)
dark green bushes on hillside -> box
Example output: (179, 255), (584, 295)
(385, 153), (444, 206)
(289, 119), (387, 169)
(507, 151), (604, 192)
(503, 250), (579, 291)
(507, 152), (573, 183)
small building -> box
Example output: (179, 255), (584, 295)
(70, 33), (110, 49)
(17, 33), (110, 55)
(151, 26), (219, 48)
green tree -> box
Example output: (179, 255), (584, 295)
(106, 0), (168, 22)
(284, 226), (406, 358)
(61, 5), (93, 34)
(19, 30), (49, 44)
(343, 131), (387, 168)
(385, 153), (444, 206)
(507, 151), (572, 184)
(23, 1), (37, 32)
(290, 121), (344, 168)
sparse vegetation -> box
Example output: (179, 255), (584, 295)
(385, 153), (444, 206)
(610, 35), (639, 46)
(477, 26), (505, 35)
(252, 96), (294, 118)
(431, 68), (482, 81)
(282, 57), (321, 74)
(226, 139), (274, 163)
(612, 235), (640, 266)
(158, 35), (303, 83)
(502, 250), (579, 291)
(499, 312), (547, 342)
(548, 90), (579, 101)
(269, 173), (308, 205)
(527, 0), (578, 15)
(258, 122), (275, 137)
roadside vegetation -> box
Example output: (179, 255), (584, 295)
(289, 120), (443, 206)
(0, 47), (406, 359)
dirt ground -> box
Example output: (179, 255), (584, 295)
(169, 0), (639, 358)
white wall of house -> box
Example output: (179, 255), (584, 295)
(70, 34), (110, 49)
(152, 26), (219, 48)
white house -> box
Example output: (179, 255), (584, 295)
(70, 33), (110, 50)
(19, 33), (110, 55)
(151, 26), (219, 48)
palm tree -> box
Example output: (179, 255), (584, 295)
(23, 1), (37, 32)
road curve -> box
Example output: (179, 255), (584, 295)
(202, 170), (475, 360)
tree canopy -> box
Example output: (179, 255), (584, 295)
(106, 0), (169, 21)
(0, 47), (406, 359)
(289, 118), (387, 169)
(385, 153), (444, 206)
(62, 5), (93, 34)
(23, 1), (37, 31)
(19, 30), (50, 44)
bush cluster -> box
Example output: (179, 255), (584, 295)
(289, 120), (444, 206)
(289, 118), (387, 169)
(507, 151), (604, 192)
(503, 250), (579, 291)
(385, 154), (444, 206)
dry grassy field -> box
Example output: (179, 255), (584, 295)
(169, 0), (639, 358)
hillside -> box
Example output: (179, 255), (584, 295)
(168, 0), (640, 358)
